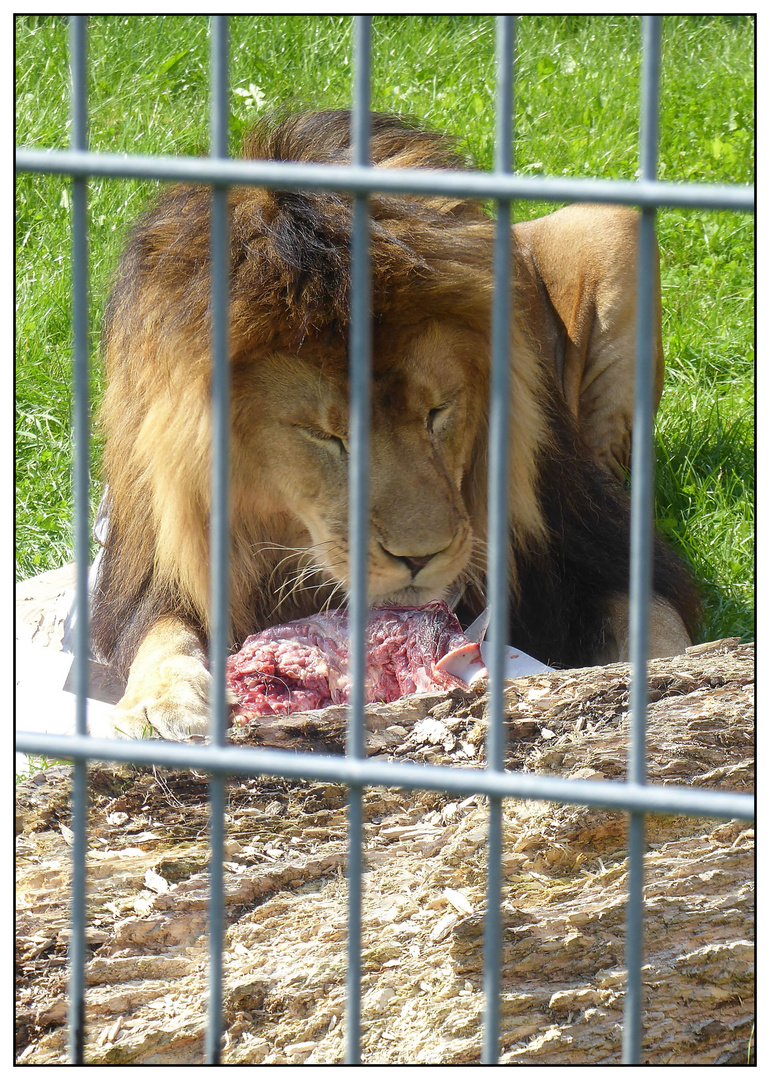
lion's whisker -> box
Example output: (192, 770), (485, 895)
(319, 579), (347, 614)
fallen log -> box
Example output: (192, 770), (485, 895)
(15, 638), (754, 1065)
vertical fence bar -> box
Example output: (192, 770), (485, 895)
(622, 14), (662, 1066)
(205, 13), (230, 1066)
(345, 13), (372, 1066)
(482, 14), (516, 1066)
(68, 13), (89, 1065)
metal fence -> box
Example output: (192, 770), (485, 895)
(16, 14), (755, 1066)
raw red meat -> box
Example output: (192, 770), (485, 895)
(226, 600), (482, 718)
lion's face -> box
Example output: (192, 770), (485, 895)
(233, 320), (486, 609)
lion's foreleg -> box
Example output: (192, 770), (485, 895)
(598, 594), (691, 663)
(109, 617), (225, 741)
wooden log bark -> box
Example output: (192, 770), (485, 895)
(15, 639), (754, 1065)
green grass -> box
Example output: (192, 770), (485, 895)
(15, 14), (754, 642)
(15, 755), (68, 785)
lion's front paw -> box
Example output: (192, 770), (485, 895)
(110, 653), (218, 742)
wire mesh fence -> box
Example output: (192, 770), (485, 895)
(15, 14), (754, 1066)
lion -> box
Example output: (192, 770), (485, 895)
(91, 110), (699, 740)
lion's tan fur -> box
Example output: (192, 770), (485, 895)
(513, 202), (664, 478)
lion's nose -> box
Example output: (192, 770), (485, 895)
(401, 553), (436, 576)
(382, 549), (441, 578)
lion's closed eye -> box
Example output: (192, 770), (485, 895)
(427, 402), (453, 435)
(297, 426), (348, 456)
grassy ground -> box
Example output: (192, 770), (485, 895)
(15, 14), (754, 642)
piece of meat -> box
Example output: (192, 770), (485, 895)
(226, 600), (483, 718)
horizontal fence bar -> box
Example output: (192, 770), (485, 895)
(16, 731), (754, 821)
(15, 147), (754, 212)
